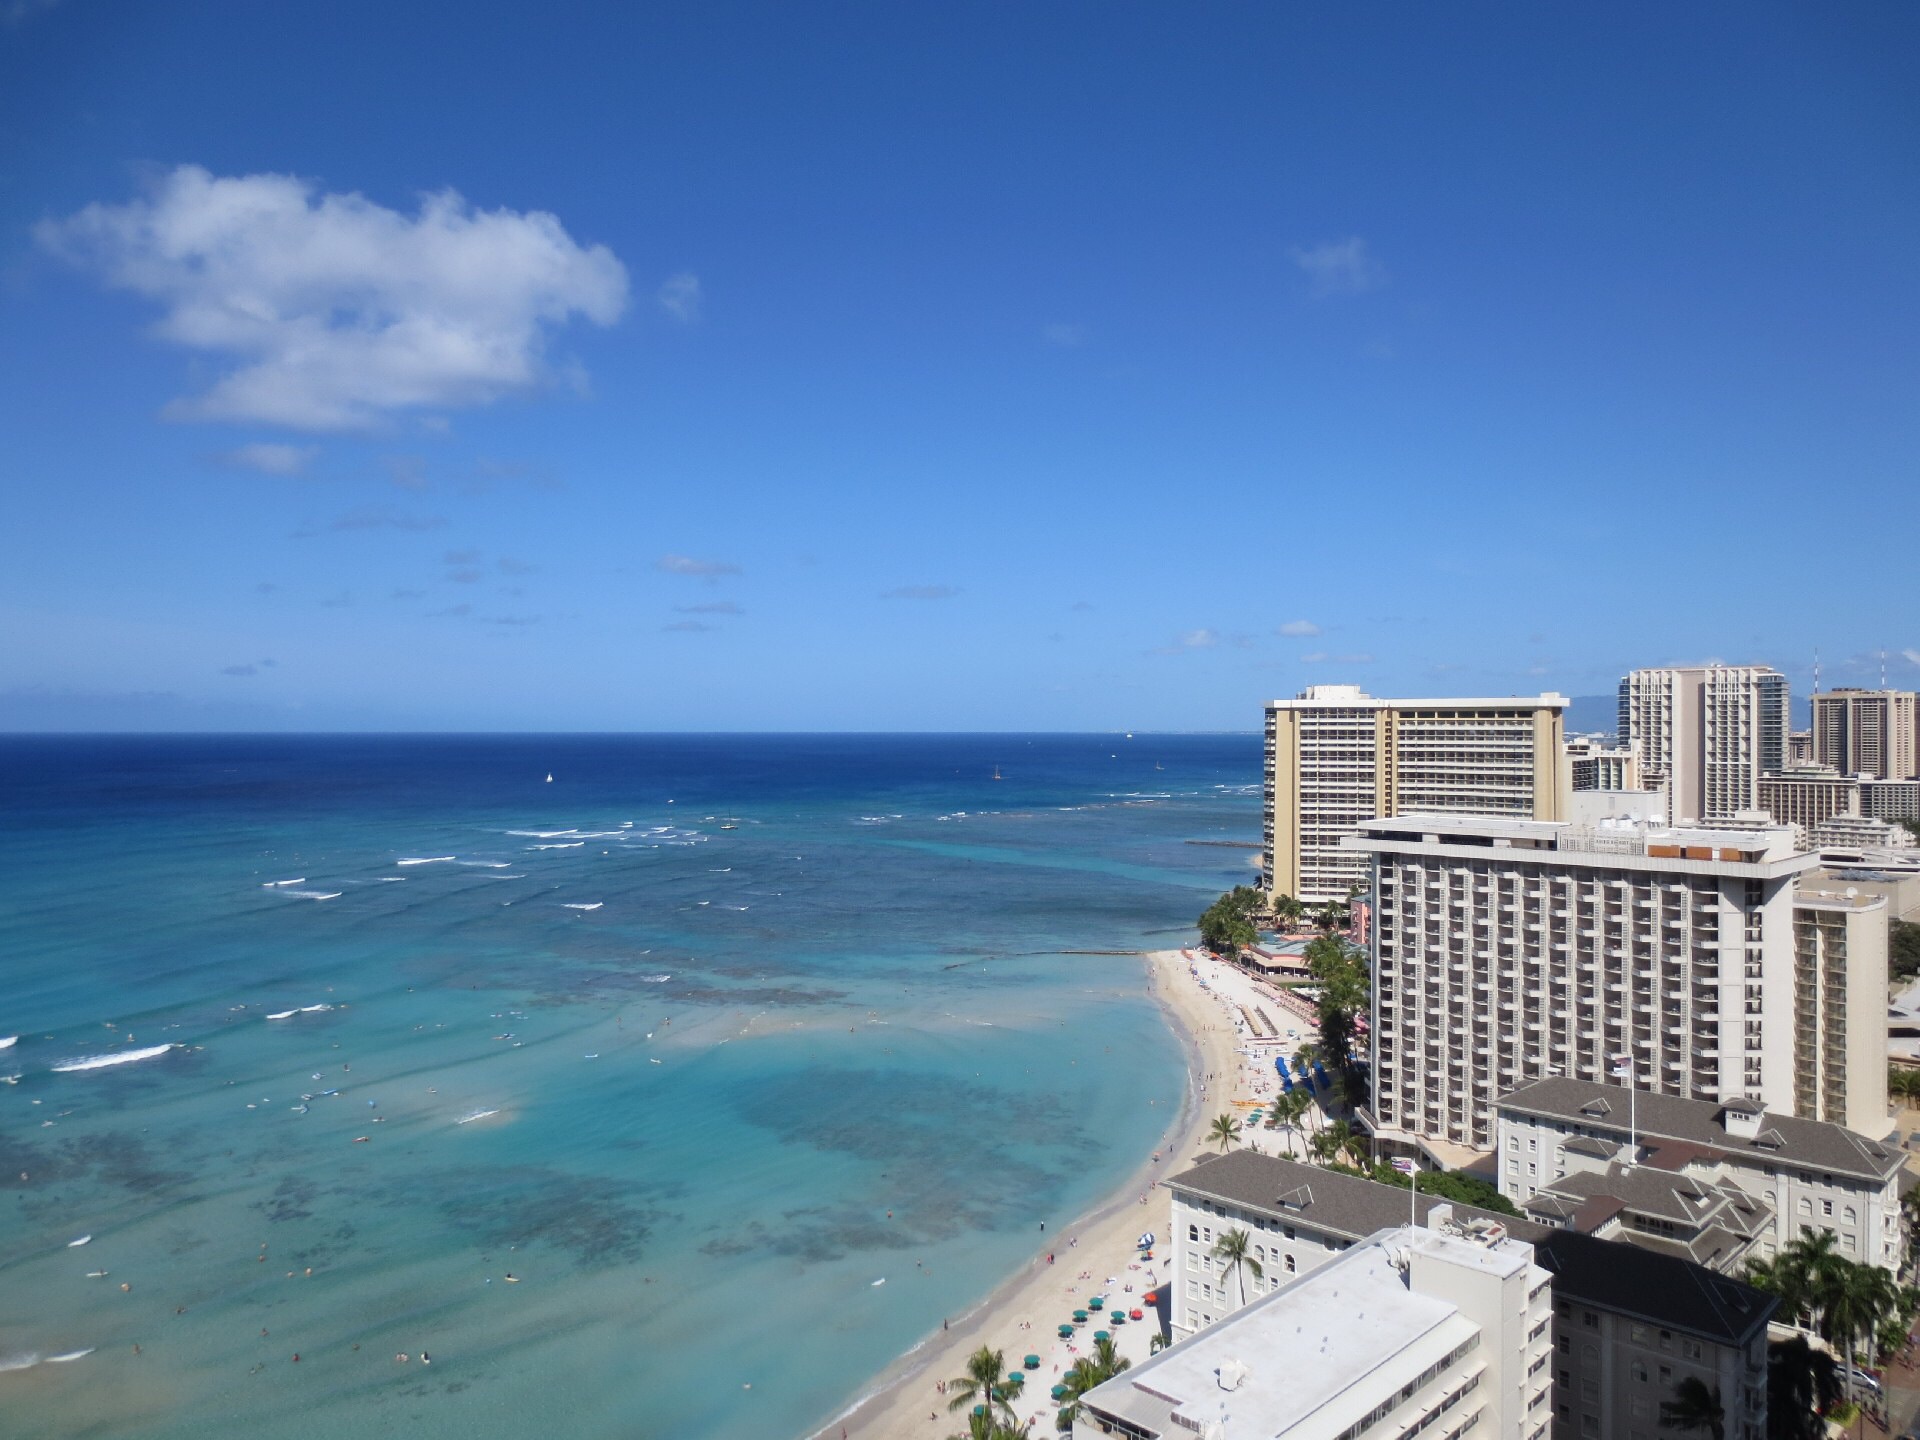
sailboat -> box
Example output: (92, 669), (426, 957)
(991, 765), (1002, 781)
(545, 773), (553, 783)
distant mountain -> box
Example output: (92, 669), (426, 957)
(1564, 694), (1618, 739)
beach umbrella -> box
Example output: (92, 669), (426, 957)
(1072, 1310), (1088, 1323)
(1051, 1385), (1069, 1401)
(1024, 1354), (1041, 1370)
(1094, 1330), (1111, 1343)
(1143, 1290), (1158, 1305)
(1129, 1308), (1143, 1321)
(1057, 1324), (1074, 1338)
(1089, 1296), (1104, 1310)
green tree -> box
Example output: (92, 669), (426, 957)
(1303, 936), (1370, 1103)
(1198, 886), (1264, 954)
(1766, 1335), (1840, 1440)
(1889, 1065), (1920, 1105)
(1053, 1335), (1130, 1433)
(1893, 919), (1920, 981)
(1814, 1256), (1898, 1412)
(1311, 1118), (1367, 1167)
(1660, 1378), (1725, 1440)
(947, 1347), (1020, 1431)
(1271, 893), (1304, 930)
(1208, 1112), (1243, 1153)
(1266, 1087), (1313, 1158)
(1211, 1227), (1264, 1310)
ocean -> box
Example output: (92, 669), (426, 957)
(0, 733), (1260, 1440)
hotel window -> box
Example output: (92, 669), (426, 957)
(1822, 1200), (1833, 1218)
(1185, 1278), (1197, 1299)
(1844, 1206), (1857, 1224)
(1285, 1255), (1296, 1274)
(1188, 1224), (1199, 1241)
(1682, 1340), (1703, 1361)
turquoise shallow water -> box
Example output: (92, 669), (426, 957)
(0, 734), (1258, 1439)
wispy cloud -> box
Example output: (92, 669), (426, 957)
(37, 165), (629, 430)
(675, 601), (744, 616)
(1070, 600), (1094, 612)
(219, 657), (276, 677)
(428, 603), (474, 619)
(1301, 651), (1375, 664)
(663, 619), (715, 633)
(1904, 648), (1920, 668)
(1289, 237), (1385, 297)
(656, 553), (740, 579)
(385, 454), (430, 491)
(881, 585), (960, 601)
(1152, 629), (1220, 656)
(444, 548), (481, 565)
(1276, 619), (1321, 637)
(294, 506), (446, 537)
(319, 591), (352, 608)
(497, 556), (534, 575)
(658, 272), (703, 323)
(218, 442), (317, 476)
(1041, 322), (1084, 348)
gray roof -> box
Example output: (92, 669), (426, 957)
(1167, 1150), (1550, 1245)
(1535, 1230), (1777, 1347)
(1540, 1164), (1766, 1233)
(1498, 1078), (1903, 1185)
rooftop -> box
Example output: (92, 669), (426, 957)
(1534, 1229), (1777, 1346)
(1498, 1078), (1903, 1185)
(1079, 1230), (1488, 1439)
(1269, 686), (1568, 711)
(1347, 813), (1812, 869)
(1168, 1149), (1550, 1245)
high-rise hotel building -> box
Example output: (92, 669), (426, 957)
(1262, 686), (1569, 904)
(1813, 688), (1919, 781)
(1618, 666), (1789, 823)
(1353, 813), (1827, 1155)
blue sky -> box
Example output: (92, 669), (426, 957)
(1, 3), (1915, 730)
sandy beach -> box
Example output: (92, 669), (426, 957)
(819, 948), (1263, 1440)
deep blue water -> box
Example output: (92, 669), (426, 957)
(0, 734), (1259, 1439)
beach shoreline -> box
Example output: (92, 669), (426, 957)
(814, 948), (1247, 1440)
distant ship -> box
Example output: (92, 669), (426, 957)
(545, 773), (553, 783)
(992, 765), (1002, 781)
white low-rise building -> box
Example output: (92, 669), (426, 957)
(1495, 1078), (1907, 1272)
(1075, 1210), (1554, 1440)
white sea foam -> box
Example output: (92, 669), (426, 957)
(51, 1043), (173, 1073)
(561, 902), (603, 911)
(0, 1353), (40, 1373)
(266, 1009), (297, 1021)
(262, 878), (306, 887)
(45, 1349), (94, 1363)
(529, 842), (584, 850)
(642, 974), (673, 983)
(396, 856), (456, 866)
(0, 1036), (15, 1050)
(281, 890), (342, 900)
(506, 829), (577, 839)
(457, 860), (512, 868)
(455, 1108), (500, 1125)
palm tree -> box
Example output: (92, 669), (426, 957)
(1814, 1257), (1898, 1413)
(1208, 1112), (1242, 1153)
(1767, 1336), (1841, 1440)
(947, 1346), (1019, 1430)
(1766, 1230), (1843, 1330)
(1312, 1118), (1363, 1167)
(1659, 1378), (1725, 1440)
(1212, 1227), (1265, 1311)
(1053, 1334), (1131, 1432)
(1267, 1088), (1311, 1158)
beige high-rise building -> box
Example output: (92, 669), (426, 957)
(1618, 665), (1789, 823)
(1566, 735), (1640, 791)
(1262, 685), (1568, 904)
(1759, 765), (1861, 844)
(1813, 688), (1919, 780)
(1790, 887), (1889, 1136)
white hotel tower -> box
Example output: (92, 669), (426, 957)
(1353, 812), (1818, 1158)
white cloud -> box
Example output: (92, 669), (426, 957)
(38, 165), (629, 431)
(220, 442), (316, 476)
(1276, 619), (1321, 637)
(1289, 237), (1385, 297)
(658, 272), (702, 323)
(1903, 648), (1920, 668)
(656, 553), (740, 579)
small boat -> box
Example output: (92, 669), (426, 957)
(86, 1270), (109, 1278)
(992, 765), (1002, 781)
(545, 773), (553, 783)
